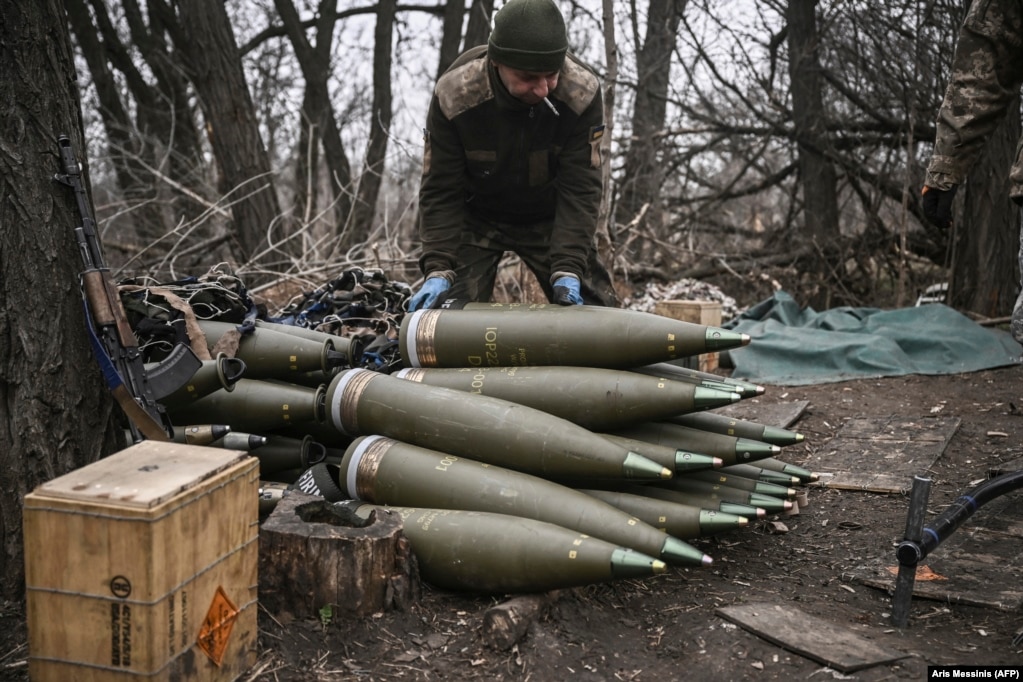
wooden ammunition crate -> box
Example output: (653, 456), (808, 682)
(23, 440), (260, 681)
(654, 300), (724, 372)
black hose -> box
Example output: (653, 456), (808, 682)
(897, 469), (1023, 565)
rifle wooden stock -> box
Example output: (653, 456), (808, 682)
(56, 134), (185, 442)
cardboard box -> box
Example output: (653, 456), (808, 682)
(653, 300), (723, 373)
(24, 441), (259, 681)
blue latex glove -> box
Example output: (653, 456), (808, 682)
(552, 275), (584, 306)
(407, 276), (451, 311)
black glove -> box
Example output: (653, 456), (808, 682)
(921, 185), (958, 229)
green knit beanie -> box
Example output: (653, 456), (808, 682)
(488, 0), (568, 72)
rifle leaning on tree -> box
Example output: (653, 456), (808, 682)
(53, 134), (201, 443)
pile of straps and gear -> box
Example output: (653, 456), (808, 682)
(119, 264), (411, 373)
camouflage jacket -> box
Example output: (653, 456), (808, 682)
(925, 0), (1023, 197)
(417, 45), (605, 280)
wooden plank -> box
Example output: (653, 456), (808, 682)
(715, 602), (908, 672)
(817, 472), (912, 494)
(808, 416), (960, 491)
(855, 564), (1023, 613)
(860, 579), (1023, 611)
(989, 457), (1023, 476)
(846, 488), (1023, 611)
(832, 416), (958, 443)
(712, 399), (809, 430)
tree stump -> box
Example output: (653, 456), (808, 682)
(259, 491), (419, 620)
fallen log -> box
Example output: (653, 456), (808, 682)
(482, 591), (563, 650)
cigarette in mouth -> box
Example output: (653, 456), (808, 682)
(543, 97), (560, 116)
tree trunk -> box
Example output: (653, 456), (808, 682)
(92, 0), (209, 244)
(65, 0), (168, 244)
(121, 0), (210, 237)
(786, 0), (840, 293)
(617, 0), (686, 259)
(951, 95), (1022, 317)
(597, 0), (619, 286)
(463, 0), (494, 50)
(437, 0), (466, 79)
(152, 0), (282, 267)
(276, 0), (354, 250)
(347, 0), (397, 250)
(0, 0), (123, 600)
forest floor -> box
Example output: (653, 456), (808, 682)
(3, 277), (1023, 681)
(236, 363), (1023, 681)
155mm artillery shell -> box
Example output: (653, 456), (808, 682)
(257, 434), (328, 476)
(748, 456), (817, 483)
(254, 319), (364, 367)
(326, 369), (671, 481)
(577, 488), (748, 539)
(631, 362), (765, 397)
(394, 366), (738, 430)
(341, 435), (710, 566)
(167, 378), (326, 433)
(717, 462), (801, 486)
(649, 477), (792, 514)
(196, 319), (347, 380)
(399, 307), (750, 369)
(600, 433), (722, 473)
(156, 353), (247, 409)
(666, 411), (804, 446)
(620, 484), (766, 519)
(610, 422), (780, 466)
(347, 503), (667, 593)
(678, 470), (795, 499)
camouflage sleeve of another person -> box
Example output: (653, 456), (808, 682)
(925, 0), (1023, 189)
(418, 92), (467, 277)
(550, 58), (605, 279)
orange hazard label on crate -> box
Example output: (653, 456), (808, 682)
(197, 586), (239, 666)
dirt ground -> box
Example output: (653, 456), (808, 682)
(2, 337), (1022, 680)
(236, 363), (1023, 681)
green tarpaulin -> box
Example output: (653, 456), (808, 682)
(720, 291), (1022, 386)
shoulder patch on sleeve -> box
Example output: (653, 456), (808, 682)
(435, 57), (494, 120)
(553, 55), (600, 117)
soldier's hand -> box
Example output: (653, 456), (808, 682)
(921, 185), (958, 229)
(408, 275), (451, 311)
(552, 275), (584, 306)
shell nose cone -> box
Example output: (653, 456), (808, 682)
(704, 328), (751, 351)
(623, 452), (674, 480)
(660, 536), (712, 567)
